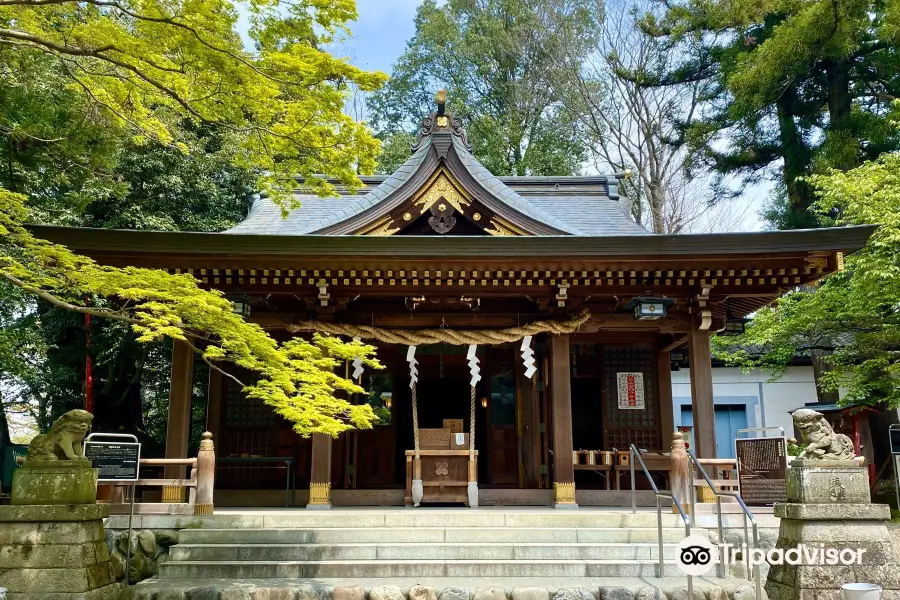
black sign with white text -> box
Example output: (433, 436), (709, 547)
(84, 442), (141, 481)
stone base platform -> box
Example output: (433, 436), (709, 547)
(0, 504), (123, 600)
(121, 577), (765, 600)
(766, 464), (900, 600)
(11, 459), (98, 505)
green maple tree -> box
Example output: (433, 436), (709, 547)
(0, 0), (390, 435)
(1, 188), (382, 435)
(714, 137), (900, 408)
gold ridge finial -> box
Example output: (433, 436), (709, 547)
(435, 89), (447, 115)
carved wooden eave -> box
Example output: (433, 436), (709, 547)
(316, 114), (570, 237)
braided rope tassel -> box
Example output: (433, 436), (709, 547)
(411, 380), (423, 507)
(466, 344), (480, 508)
(408, 345), (423, 507)
(467, 384), (478, 508)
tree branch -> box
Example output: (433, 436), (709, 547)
(1, 271), (247, 389)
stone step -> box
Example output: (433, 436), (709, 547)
(168, 542), (680, 562)
(123, 511), (685, 530)
(119, 576), (759, 600)
(177, 526), (701, 545)
(158, 559), (688, 579)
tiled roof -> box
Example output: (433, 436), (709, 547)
(226, 134), (650, 237)
(526, 196), (649, 236)
(227, 138), (433, 235)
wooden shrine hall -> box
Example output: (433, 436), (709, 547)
(33, 95), (873, 509)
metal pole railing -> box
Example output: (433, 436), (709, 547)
(688, 450), (761, 600)
(631, 445), (693, 600)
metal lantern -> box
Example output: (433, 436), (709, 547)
(628, 297), (673, 321)
(229, 296), (251, 318)
(722, 318), (747, 336)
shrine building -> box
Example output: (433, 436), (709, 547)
(32, 97), (873, 508)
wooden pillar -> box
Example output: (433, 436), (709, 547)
(163, 339), (194, 502)
(549, 334), (577, 508)
(689, 328), (717, 457)
(205, 363), (223, 444)
(657, 347), (675, 449)
(669, 430), (691, 515)
(194, 432), (215, 515)
(307, 433), (332, 509)
(517, 358), (541, 488)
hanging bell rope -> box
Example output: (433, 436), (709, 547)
(288, 309), (591, 346)
(466, 344), (480, 508)
(407, 345), (423, 507)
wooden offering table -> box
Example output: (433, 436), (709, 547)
(614, 452), (671, 490)
(405, 450), (478, 505)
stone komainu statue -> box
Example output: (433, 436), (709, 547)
(792, 408), (856, 461)
(26, 409), (93, 461)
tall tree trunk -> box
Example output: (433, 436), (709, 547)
(647, 178), (666, 233)
(811, 349), (841, 404)
(776, 87), (816, 229)
(824, 58), (857, 170)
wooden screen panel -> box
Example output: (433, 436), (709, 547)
(601, 346), (662, 451)
(356, 428), (396, 488)
(217, 377), (312, 489)
(224, 379), (276, 428)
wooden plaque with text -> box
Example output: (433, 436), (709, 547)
(736, 437), (787, 506)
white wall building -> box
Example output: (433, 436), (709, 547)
(672, 365), (816, 457)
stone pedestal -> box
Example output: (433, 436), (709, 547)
(765, 461), (900, 600)
(0, 504), (122, 600)
(11, 459), (98, 505)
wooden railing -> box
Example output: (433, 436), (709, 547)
(101, 432), (216, 515)
(694, 458), (739, 501)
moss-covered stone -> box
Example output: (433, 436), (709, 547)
(11, 464), (98, 505)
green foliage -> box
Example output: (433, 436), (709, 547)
(1, 188), (384, 435)
(375, 132), (417, 176)
(80, 124), (257, 231)
(0, 0), (387, 206)
(787, 440), (807, 456)
(367, 0), (599, 176)
(0, 48), (123, 222)
(643, 0), (900, 229)
(714, 146), (900, 408)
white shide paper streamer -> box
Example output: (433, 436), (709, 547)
(467, 344), (481, 387)
(520, 335), (536, 379)
(407, 345), (419, 388)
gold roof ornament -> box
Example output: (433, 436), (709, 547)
(411, 89), (471, 152)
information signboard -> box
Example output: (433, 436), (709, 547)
(736, 436), (787, 506)
(84, 439), (140, 482)
(890, 426), (900, 455)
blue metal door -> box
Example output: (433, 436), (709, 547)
(680, 405), (747, 458)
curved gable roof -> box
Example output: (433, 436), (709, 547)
(227, 106), (651, 237)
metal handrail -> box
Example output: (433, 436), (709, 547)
(630, 445), (692, 599)
(688, 451), (762, 600)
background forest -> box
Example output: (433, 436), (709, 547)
(2, 0), (900, 452)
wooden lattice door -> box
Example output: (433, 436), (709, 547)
(600, 346), (662, 451)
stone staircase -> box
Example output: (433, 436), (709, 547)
(156, 510), (704, 579)
(120, 509), (758, 599)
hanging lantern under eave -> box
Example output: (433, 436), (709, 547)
(230, 296), (251, 318)
(628, 297), (673, 321)
(721, 318), (748, 336)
